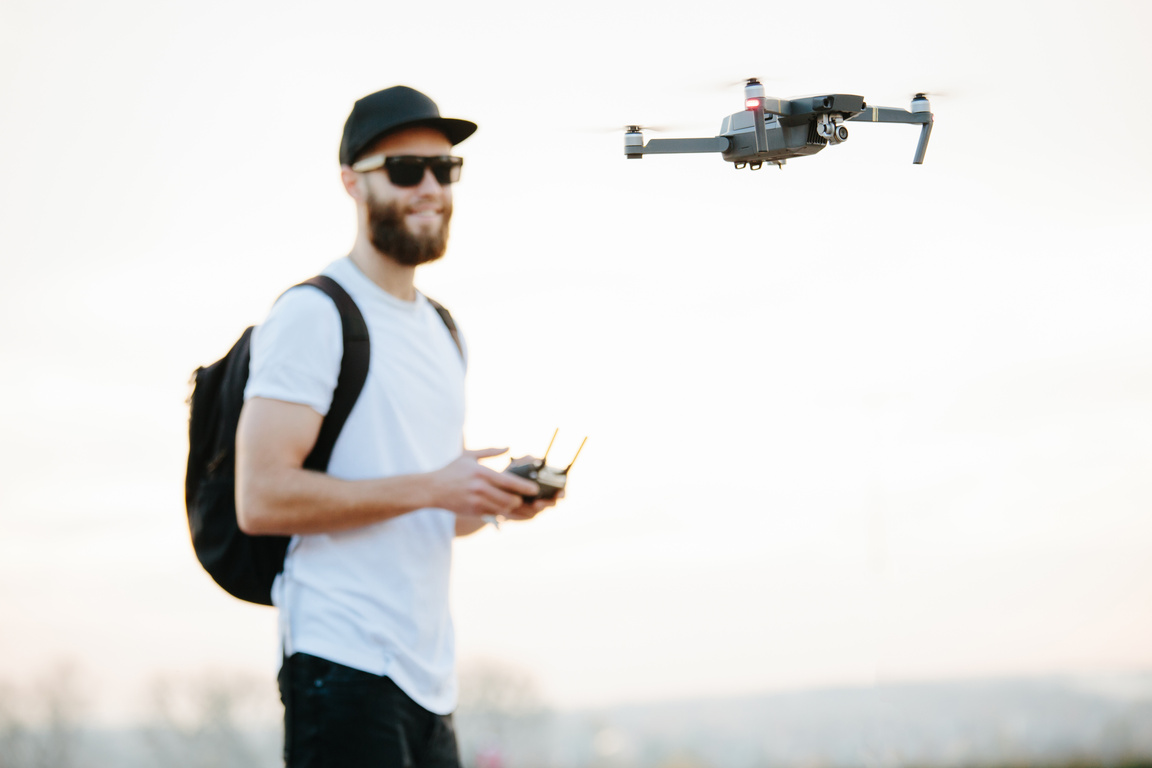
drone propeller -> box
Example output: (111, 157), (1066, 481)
(581, 123), (680, 138)
(884, 87), (957, 103)
(714, 75), (786, 88)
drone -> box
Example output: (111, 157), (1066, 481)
(624, 78), (934, 170)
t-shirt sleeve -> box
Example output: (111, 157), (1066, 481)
(244, 285), (343, 417)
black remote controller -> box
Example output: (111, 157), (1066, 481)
(506, 430), (587, 502)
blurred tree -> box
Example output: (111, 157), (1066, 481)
(0, 662), (85, 768)
(140, 670), (279, 768)
(455, 659), (552, 768)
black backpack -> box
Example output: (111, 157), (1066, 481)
(185, 275), (464, 606)
(185, 276), (370, 605)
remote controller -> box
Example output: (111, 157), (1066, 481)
(506, 429), (587, 502)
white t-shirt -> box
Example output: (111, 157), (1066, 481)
(244, 257), (466, 715)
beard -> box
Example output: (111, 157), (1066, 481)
(365, 191), (453, 267)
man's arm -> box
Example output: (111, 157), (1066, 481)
(235, 397), (539, 536)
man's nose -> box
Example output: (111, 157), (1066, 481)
(415, 165), (443, 192)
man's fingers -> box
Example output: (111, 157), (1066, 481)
(486, 466), (539, 497)
(464, 447), (510, 461)
(473, 482), (528, 516)
(507, 499), (547, 520)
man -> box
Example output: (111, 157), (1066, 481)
(234, 86), (556, 767)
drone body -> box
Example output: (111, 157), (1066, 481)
(625, 79), (934, 169)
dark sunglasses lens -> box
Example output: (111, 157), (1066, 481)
(429, 158), (462, 185)
(385, 158), (426, 187)
(384, 157), (463, 187)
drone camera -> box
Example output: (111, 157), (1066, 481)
(815, 114), (849, 145)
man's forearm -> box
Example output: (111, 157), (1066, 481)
(235, 398), (537, 535)
(236, 466), (437, 536)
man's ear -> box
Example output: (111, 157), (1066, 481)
(340, 166), (365, 201)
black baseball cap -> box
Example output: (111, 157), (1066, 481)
(338, 86), (478, 166)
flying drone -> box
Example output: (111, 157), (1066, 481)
(624, 79), (934, 169)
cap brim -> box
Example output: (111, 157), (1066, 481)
(385, 117), (478, 147)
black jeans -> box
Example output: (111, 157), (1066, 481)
(279, 653), (460, 768)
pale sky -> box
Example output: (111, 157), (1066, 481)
(1, 0), (1150, 724)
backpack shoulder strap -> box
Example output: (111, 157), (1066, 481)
(297, 275), (371, 472)
(425, 296), (464, 361)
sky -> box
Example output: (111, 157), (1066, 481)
(1, 0), (1151, 725)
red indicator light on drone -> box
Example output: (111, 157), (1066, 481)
(745, 98), (762, 111)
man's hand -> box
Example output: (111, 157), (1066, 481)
(430, 448), (540, 518)
(503, 493), (562, 521)
(501, 455), (563, 521)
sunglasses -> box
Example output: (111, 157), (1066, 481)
(350, 154), (464, 187)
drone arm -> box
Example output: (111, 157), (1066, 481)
(846, 106), (929, 125)
(625, 136), (731, 158)
(846, 106), (934, 164)
(760, 98), (792, 116)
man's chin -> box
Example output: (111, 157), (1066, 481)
(369, 229), (449, 267)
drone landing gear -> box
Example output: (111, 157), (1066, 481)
(732, 160), (785, 171)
